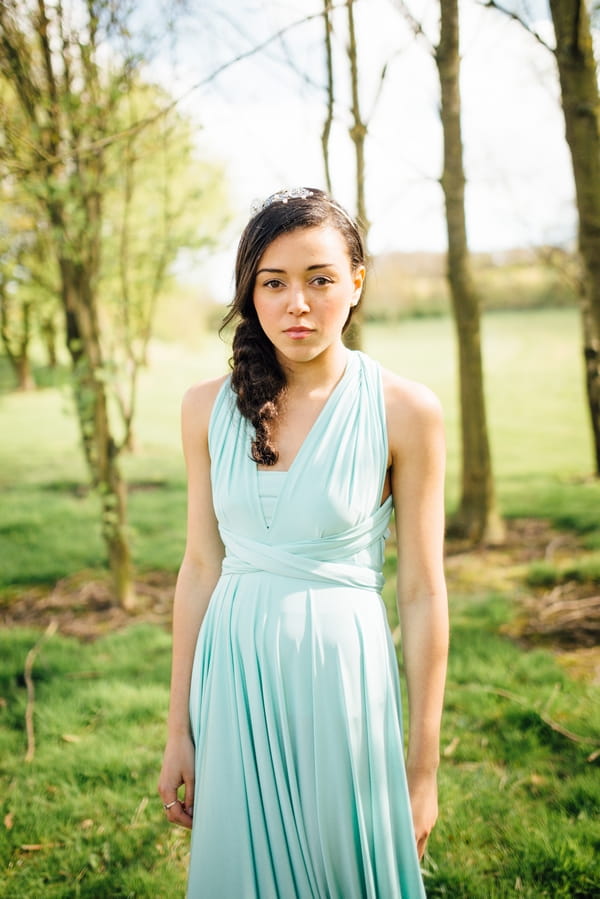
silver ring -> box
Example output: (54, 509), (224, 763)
(163, 799), (178, 810)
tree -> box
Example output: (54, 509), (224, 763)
(550, 0), (600, 474)
(322, 0), (335, 195)
(436, 0), (504, 543)
(0, 0), (138, 607)
(393, 0), (504, 542)
(486, 0), (600, 475)
(99, 81), (227, 451)
(318, 0), (390, 350)
(343, 0), (369, 350)
(0, 1), (227, 606)
(0, 196), (37, 391)
(0, 88), (60, 389)
(318, 0), (366, 348)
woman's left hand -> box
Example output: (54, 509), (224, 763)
(407, 767), (439, 859)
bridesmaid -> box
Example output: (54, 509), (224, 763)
(158, 187), (448, 897)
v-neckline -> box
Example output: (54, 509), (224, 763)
(256, 350), (353, 476)
(254, 350), (355, 529)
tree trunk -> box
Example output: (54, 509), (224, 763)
(549, 0), (600, 475)
(62, 257), (135, 610)
(581, 296), (600, 473)
(15, 353), (35, 391)
(41, 314), (58, 368)
(321, 0), (334, 195)
(0, 291), (35, 390)
(436, 0), (504, 543)
(344, 0), (367, 351)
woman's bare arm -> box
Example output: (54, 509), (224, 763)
(158, 377), (226, 829)
(385, 370), (449, 859)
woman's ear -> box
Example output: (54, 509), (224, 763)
(351, 265), (366, 306)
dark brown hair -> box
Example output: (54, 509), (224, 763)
(221, 188), (366, 466)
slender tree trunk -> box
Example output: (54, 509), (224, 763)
(436, 0), (504, 543)
(0, 291), (35, 390)
(40, 314), (58, 368)
(549, 0), (600, 475)
(581, 296), (600, 473)
(321, 0), (334, 195)
(61, 256), (135, 610)
(344, 0), (367, 351)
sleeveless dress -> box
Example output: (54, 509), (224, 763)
(187, 350), (426, 899)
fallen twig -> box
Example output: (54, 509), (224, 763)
(24, 620), (58, 763)
(455, 683), (600, 752)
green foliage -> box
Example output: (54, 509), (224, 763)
(98, 79), (230, 373)
(0, 146), (60, 385)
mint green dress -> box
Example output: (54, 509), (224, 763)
(187, 350), (426, 898)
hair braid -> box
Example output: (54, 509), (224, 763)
(231, 318), (286, 466)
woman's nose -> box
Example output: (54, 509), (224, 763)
(287, 287), (310, 314)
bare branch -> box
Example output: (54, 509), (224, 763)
(1, 6), (342, 178)
(389, 0), (434, 53)
(466, 683), (600, 750)
(479, 0), (554, 51)
(365, 51), (406, 124)
(35, 0), (58, 109)
(24, 620), (58, 763)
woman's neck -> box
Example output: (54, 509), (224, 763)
(280, 343), (349, 398)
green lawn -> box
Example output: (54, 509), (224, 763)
(1, 601), (597, 897)
(1, 308), (599, 896)
(1, 308), (598, 588)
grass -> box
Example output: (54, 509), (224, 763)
(1, 308), (599, 590)
(0, 603), (597, 897)
(526, 554), (600, 589)
(420, 595), (600, 898)
(1, 308), (599, 895)
(0, 625), (189, 897)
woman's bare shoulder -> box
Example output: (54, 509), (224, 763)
(181, 374), (230, 438)
(380, 367), (444, 450)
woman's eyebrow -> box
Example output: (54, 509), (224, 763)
(256, 267), (285, 276)
(256, 263), (335, 277)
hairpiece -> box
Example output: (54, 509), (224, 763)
(250, 187), (314, 217)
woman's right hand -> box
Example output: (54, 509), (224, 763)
(158, 733), (196, 829)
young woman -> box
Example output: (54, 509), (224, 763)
(158, 187), (448, 898)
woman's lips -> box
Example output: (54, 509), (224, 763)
(284, 328), (314, 339)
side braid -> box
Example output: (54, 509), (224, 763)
(230, 318), (286, 466)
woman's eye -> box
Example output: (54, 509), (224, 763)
(264, 279), (284, 289)
(311, 276), (332, 287)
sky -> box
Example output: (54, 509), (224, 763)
(140, 0), (591, 297)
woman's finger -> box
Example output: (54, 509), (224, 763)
(183, 775), (195, 818)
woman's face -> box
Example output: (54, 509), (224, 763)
(252, 224), (364, 368)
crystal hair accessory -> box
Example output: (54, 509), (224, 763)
(250, 188), (315, 217)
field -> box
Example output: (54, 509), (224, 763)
(1, 308), (599, 897)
